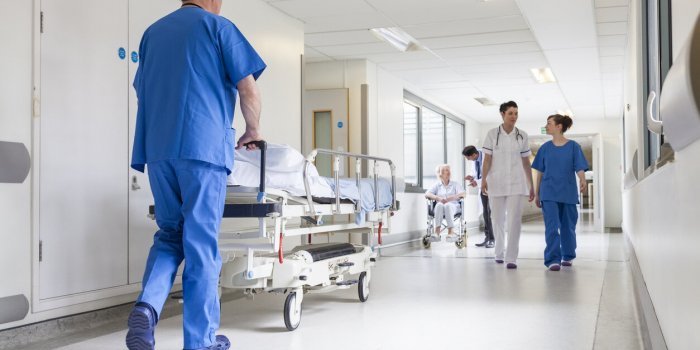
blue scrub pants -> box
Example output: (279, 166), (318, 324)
(541, 201), (578, 267)
(139, 159), (227, 349)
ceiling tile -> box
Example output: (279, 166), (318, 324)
(304, 12), (393, 33)
(595, 0), (629, 8)
(433, 42), (542, 59)
(314, 42), (398, 56)
(419, 30), (535, 50)
(596, 6), (629, 23)
(598, 35), (627, 46)
(597, 22), (627, 35)
(403, 16), (530, 39)
(270, 0), (377, 21)
(368, 0), (523, 26)
(305, 30), (380, 47)
(599, 46), (625, 56)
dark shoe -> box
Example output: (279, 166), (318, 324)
(485, 240), (495, 248)
(126, 303), (157, 350)
(561, 260), (573, 267)
(475, 239), (489, 247)
(506, 263), (517, 269)
(549, 264), (561, 271)
(495, 259), (504, 264)
(190, 335), (231, 350)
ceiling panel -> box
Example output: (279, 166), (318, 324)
(378, 59), (448, 71)
(314, 42), (398, 56)
(443, 51), (547, 67)
(594, 0), (629, 8)
(599, 46), (626, 56)
(545, 48), (601, 82)
(369, 0), (523, 26)
(391, 68), (466, 85)
(598, 35), (627, 47)
(516, 0), (598, 50)
(402, 16), (529, 39)
(269, 0), (377, 21)
(304, 12), (394, 33)
(305, 30), (380, 47)
(432, 42), (541, 59)
(595, 6), (629, 23)
(597, 22), (627, 36)
(419, 30), (535, 50)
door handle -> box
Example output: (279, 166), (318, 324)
(646, 91), (663, 134)
(131, 175), (141, 191)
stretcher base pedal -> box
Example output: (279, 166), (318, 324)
(335, 280), (358, 286)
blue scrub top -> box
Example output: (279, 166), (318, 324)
(531, 140), (589, 204)
(131, 7), (266, 174)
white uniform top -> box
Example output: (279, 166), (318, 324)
(426, 180), (465, 201)
(482, 125), (532, 197)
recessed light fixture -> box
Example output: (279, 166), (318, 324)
(474, 97), (497, 106)
(370, 27), (421, 52)
(557, 109), (574, 117)
(530, 67), (557, 84)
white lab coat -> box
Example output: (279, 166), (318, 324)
(482, 125), (532, 197)
(482, 125), (532, 263)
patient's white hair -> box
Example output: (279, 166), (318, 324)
(435, 164), (451, 177)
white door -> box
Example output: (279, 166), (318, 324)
(127, 0), (180, 285)
(39, 0), (128, 299)
(303, 89), (349, 177)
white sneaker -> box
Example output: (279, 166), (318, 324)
(430, 234), (441, 242)
(445, 234), (457, 243)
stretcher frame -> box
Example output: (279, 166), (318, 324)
(213, 142), (399, 330)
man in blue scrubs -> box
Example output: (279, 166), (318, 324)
(126, 1), (266, 349)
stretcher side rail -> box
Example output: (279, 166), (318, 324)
(303, 148), (397, 218)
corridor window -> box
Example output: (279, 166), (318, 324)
(403, 92), (466, 188)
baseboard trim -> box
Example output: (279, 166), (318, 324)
(625, 234), (668, 350)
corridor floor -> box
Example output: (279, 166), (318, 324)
(30, 217), (643, 350)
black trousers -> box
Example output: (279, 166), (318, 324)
(481, 192), (494, 241)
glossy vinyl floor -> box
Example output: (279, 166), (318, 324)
(34, 212), (643, 350)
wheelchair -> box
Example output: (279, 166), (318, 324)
(422, 199), (467, 249)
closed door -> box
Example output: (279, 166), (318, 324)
(39, 0), (128, 299)
(303, 89), (349, 177)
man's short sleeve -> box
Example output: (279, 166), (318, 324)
(482, 129), (495, 155)
(218, 22), (267, 85)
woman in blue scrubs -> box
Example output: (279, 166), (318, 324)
(532, 114), (589, 271)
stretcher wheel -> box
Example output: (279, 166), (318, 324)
(358, 271), (370, 302)
(455, 238), (466, 249)
(422, 236), (431, 249)
(283, 292), (301, 331)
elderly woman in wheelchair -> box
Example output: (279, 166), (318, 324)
(424, 164), (466, 247)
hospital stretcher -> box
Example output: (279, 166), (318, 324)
(151, 141), (399, 331)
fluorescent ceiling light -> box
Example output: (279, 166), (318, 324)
(370, 27), (421, 52)
(474, 97), (496, 106)
(530, 67), (556, 84)
(557, 109), (574, 117)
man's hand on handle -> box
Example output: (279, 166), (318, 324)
(236, 128), (263, 150)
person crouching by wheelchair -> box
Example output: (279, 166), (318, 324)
(425, 164), (466, 242)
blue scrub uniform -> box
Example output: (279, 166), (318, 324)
(131, 6), (266, 349)
(531, 141), (588, 267)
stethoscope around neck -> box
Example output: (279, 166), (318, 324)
(495, 124), (524, 146)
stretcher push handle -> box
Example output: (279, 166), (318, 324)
(244, 140), (267, 201)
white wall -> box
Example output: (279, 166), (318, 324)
(622, 1), (700, 349)
(480, 119), (623, 228)
(305, 61), (483, 235)
(0, 0), (303, 330)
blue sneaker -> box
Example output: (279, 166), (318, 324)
(188, 335), (231, 350)
(126, 303), (157, 350)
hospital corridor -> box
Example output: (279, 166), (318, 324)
(1, 0), (699, 349)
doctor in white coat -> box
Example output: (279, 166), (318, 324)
(481, 101), (535, 269)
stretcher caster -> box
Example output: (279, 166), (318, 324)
(358, 271), (370, 302)
(422, 236), (431, 249)
(455, 237), (466, 249)
(283, 291), (302, 331)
